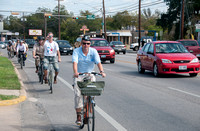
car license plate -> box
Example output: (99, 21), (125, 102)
(101, 55), (106, 58)
(63, 50), (67, 52)
(179, 66), (187, 70)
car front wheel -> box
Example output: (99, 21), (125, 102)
(138, 61), (145, 73)
(110, 58), (115, 63)
(153, 64), (159, 77)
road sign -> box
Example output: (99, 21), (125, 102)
(87, 15), (95, 20)
(195, 24), (200, 32)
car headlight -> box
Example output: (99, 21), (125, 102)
(110, 49), (115, 53)
(161, 59), (172, 63)
(190, 58), (199, 63)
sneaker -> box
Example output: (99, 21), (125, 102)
(75, 120), (81, 125)
(76, 114), (81, 125)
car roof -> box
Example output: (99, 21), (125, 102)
(152, 41), (180, 44)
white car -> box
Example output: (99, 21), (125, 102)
(130, 39), (152, 51)
(0, 41), (6, 49)
(130, 42), (139, 51)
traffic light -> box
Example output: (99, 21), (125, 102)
(44, 13), (52, 18)
(72, 17), (78, 20)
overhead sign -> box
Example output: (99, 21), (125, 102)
(87, 15), (95, 20)
(29, 29), (42, 36)
(195, 24), (200, 32)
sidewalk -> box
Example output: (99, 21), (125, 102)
(0, 52), (27, 130)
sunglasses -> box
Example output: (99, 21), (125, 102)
(83, 42), (90, 45)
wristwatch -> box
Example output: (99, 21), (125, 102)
(100, 71), (105, 73)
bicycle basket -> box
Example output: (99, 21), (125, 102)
(77, 81), (105, 96)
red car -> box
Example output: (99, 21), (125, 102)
(177, 39), (200, 60)
(136, 41), (200, 77)
(90, 38), (115, 63)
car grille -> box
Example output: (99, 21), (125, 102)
(173, 60), (190, 63)
(171, 68), (194, 72)
(98, 50), (109, 53)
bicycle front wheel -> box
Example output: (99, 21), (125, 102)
(87, 100), (95, 131)
(20, 56), (23, 69)
(49, 71), (53, 94)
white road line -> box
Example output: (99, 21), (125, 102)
(27, 59), (127, 131)
(168, 87), (200, 98)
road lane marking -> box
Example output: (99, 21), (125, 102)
(168, 87), (200, 98)
(28, 59), (127, 131)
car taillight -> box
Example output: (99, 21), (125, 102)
(112, 45), (115, 47)
(124, 45), (126, 48)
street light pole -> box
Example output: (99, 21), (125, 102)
(58, 0), (61, 40)
(180, 0), (185, 39)
(103, 0), (107, 40)
(138, 0), (141, 47)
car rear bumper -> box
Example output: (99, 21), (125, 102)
(99, 53), (115, 60)
(159, 63), (200, 74)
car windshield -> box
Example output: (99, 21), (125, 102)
(57, 41), (70, 46)
(179, 41), (197, 46)
(91, 40), (109, 47)
(155, 43), (189, 53)
(111, 41), (123, 45)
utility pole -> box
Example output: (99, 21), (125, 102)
(58, 0), (61, 40)
(103, 0), (107, 40)
(180, 0), (185, 39)
(44, 15), (47, 38)
(138, 0), (141, 47)
(23, 12), (25, 41)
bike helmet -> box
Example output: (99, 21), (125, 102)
(37, 36), (44, 41)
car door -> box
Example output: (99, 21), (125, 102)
(146, 43), (155, 70)
(140, 43), (150, 68)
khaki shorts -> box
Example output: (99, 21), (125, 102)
(73, 74), (96, 109)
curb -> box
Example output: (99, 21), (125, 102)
(0, 59), (27, 106)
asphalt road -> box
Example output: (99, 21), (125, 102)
(1, 48), (200, 131)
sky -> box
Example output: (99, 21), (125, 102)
(0, 0), (168, 18)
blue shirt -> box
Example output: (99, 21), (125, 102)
(72, 47), (101, 73)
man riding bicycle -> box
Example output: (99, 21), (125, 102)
(72, 35), (106, 125)
(43, 32), (61, 84)
(16, 40), (27, 66)
(32, 36), (44, 73)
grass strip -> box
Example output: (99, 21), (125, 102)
(0, 94), (18, 100)
(0, 56), (20, 90)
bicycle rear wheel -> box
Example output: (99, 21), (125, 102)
(87, 98), (95, 131)
(20, 55), (23, 69)
(40, 64), (44, 84)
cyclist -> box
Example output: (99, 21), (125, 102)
(14, 39), (20, 56)
(16, 40), (27, 66)
(72, 35), (106, 125)
(7, 40), (12, 55)
(32, 36), (44, 73)
(43, 32), (61, 84)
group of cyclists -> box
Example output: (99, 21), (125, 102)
(8, 33), (106, 127)
(7, 39), (28, 66)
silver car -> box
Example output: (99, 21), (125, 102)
(110, 41), (126, 54)
(0, 41), (6, 49)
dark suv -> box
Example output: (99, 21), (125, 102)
(90, 38), (115, 63)
(25, 39), (36, 48)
